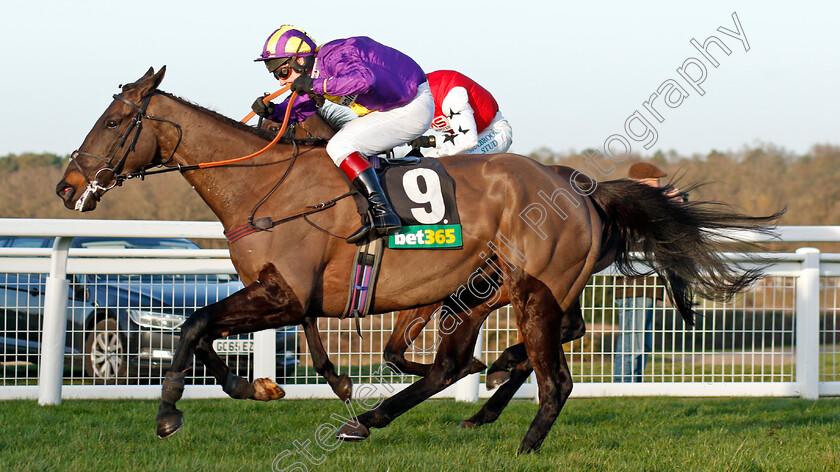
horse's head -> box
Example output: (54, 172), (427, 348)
(57, 66), (166, 211)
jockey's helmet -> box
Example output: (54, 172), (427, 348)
(255, 26), (316, 76)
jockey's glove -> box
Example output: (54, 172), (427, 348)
(251, 96), (275, 118)
(291, 75), (315, 96)
(409, 135), (436, 148)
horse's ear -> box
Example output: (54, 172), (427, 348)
(123, 66), (165, 94)
(124, 66), (166, 98)
(148, 66), (166, 91)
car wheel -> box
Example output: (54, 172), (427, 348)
(84, 318), (127, 383)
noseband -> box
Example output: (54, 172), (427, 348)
(69, 92), (182, 211)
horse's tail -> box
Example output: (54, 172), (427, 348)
(587, 179), (784, 325)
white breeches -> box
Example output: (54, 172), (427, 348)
(326, 82), (434, 166)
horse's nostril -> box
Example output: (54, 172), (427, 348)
(57, 184), (75, 200)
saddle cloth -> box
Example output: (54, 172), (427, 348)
(380, 157), (463, 250)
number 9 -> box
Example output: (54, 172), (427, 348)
(403, 169), (446, 225)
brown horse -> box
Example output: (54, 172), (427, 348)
(56, 67), (780, 454)
(264, 110), (578, 388)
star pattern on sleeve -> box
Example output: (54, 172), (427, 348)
(443, 133), (458, 145)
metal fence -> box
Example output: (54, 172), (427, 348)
(0, 219), (838, 404)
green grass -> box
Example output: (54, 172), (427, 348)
(1, 397), (838, 471)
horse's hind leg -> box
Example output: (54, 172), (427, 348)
(336, 300), (494, 440)
(485, 299), (584, 390)
(156, 264), (306, 439)
(384, 295), (493, 378)
(485, 341), (527, 389)
(383, 264), (506, 378)
(382, 303), (441, 377)
(462, 356), (533, 429)
(301, 317), (353, 401)
(508, 270), (574, 454)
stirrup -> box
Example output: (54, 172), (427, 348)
(346, 211), (400, 245)
(346, 223), (375, 245)
(346, 222), (400, 245)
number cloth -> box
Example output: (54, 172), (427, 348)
(381, 157), (460, 227)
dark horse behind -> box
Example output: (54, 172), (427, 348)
(56, 67), (782, 454)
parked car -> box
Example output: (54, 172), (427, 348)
(0, 236), (299, 383)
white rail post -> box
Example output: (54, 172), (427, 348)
(454, 326), (483, 402)
(253, 329), (277, 381)
(795, 247), (820, 400)
(38, 236), (73, 405)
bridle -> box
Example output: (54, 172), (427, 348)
(68, 91), (183, 211)
(68, 88), (352, 240)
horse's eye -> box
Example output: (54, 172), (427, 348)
(106, 120), (119, 129)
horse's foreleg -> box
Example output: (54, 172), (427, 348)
(336, 302), (493, 440)
(192, 336), (284, 401)
(301, 317), (353, 401)
(193, 336), (253, 398)
(156, 263), (306, 439)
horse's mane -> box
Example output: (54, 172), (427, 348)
(154, 90), (278, 141)
(154, 90), (328, 147)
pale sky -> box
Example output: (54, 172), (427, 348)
(1, 1), (837, 158)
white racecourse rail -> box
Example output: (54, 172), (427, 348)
(0, 219), (838, 404)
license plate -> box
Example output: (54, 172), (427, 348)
(212, 338), (254, 355)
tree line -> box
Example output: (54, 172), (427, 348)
(0, 144), (836, 249)
(529, 143), (840, 226)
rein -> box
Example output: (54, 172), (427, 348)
(71, 88), (297, 186)
(197, 87), (296, 169)
(72, 87), (352, 240)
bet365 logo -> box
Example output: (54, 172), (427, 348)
(388, 224), (463, 249)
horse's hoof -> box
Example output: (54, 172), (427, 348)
(334, 374), (353, 402)
(516, 437), (542, 455)
(336, 420), (370, 442)
(486, 371), (510, 390)
(156, 409), (183, 439)
(458, 420), (477, 429)
(252, 378), (286, 401)
(516, 444), (539, 455)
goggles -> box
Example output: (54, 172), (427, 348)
(265, 57), (293, 80)
(272, 62), (293, 80)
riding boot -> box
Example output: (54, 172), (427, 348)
(339, 152), (402, 244)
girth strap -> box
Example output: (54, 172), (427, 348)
(342, 238), (385, 337)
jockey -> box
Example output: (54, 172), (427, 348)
(409, 70), (513, 157)
(252, 25), (434, 244)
